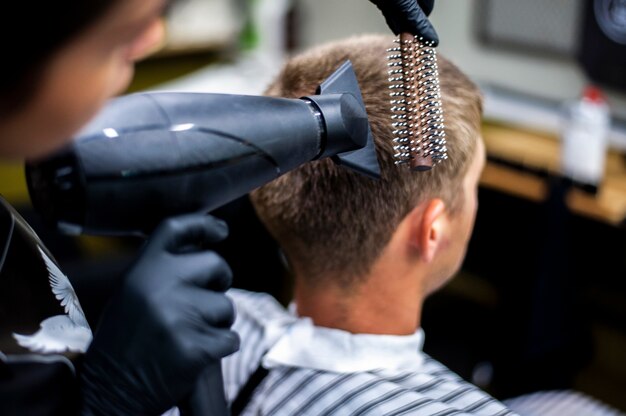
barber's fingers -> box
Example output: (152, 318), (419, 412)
(418, 0), (435, 16)
(172, 290), (238, 360)
(374, 0), (439, 45)
(394, 1), (439, 44)
(197, 327), (241, 361)
(150, 214), (229, 254)
(198, 328), (240, 362)
(174, 251), (233, 292)
(175, 325), (239, 363)
(182, 289), (236, 328)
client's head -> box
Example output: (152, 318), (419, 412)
(252, 35), (484, 297)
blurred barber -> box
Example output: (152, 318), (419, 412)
(0, 1), (238, 415)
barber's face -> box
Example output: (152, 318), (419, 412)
(0, 0), (166, 160)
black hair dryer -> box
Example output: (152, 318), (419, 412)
(26, 61), (380, 237)
(25, 61), (380, 415)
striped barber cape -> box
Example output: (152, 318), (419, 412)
(221, 289), (517, 416)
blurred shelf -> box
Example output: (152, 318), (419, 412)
(480, 122), (626, 226)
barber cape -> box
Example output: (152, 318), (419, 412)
(221, 289), (517, 416)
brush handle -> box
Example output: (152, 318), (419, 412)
(400, 32), (434, 171)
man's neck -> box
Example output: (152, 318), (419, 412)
(293, 257), (425, 336)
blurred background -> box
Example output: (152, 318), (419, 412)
(2, 0), (625, 411)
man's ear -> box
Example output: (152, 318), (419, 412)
(407, 199), (447, 263)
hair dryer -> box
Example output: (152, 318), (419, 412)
(26, 61), (380, 236)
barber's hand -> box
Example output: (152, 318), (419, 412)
(370, 0), (439, 46)
(80, 214), (239, 416)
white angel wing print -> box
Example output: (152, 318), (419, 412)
(13, 315), (92, 354)
(37, 246), (90, 329)
(11, 247), (93, 354)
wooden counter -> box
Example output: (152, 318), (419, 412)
(480, 123), (626, 226)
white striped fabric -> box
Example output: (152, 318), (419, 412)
(222, 289), (518, 416)
(504, 390), (625, 416)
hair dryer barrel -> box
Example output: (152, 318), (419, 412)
(26, 91), (371, 236)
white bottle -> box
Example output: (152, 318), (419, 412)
(560, 86), (611, 190)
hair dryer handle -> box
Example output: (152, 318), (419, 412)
(179, 362), (228, 416)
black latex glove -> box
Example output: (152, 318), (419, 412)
(80, 214), (239, 415)
(370, 0), (439, 46)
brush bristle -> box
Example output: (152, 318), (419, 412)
(388, 34), (447, 171)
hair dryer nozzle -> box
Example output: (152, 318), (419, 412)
(311, 61), (381, 179)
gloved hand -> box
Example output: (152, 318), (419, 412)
(80, 214), (240, 415)
(370, 0), (439, 46)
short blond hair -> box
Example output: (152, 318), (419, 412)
(252, 35), (483, 288)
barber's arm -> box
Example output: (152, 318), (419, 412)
(80, 214), (239, 415)
(369, 0), (439, 45)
